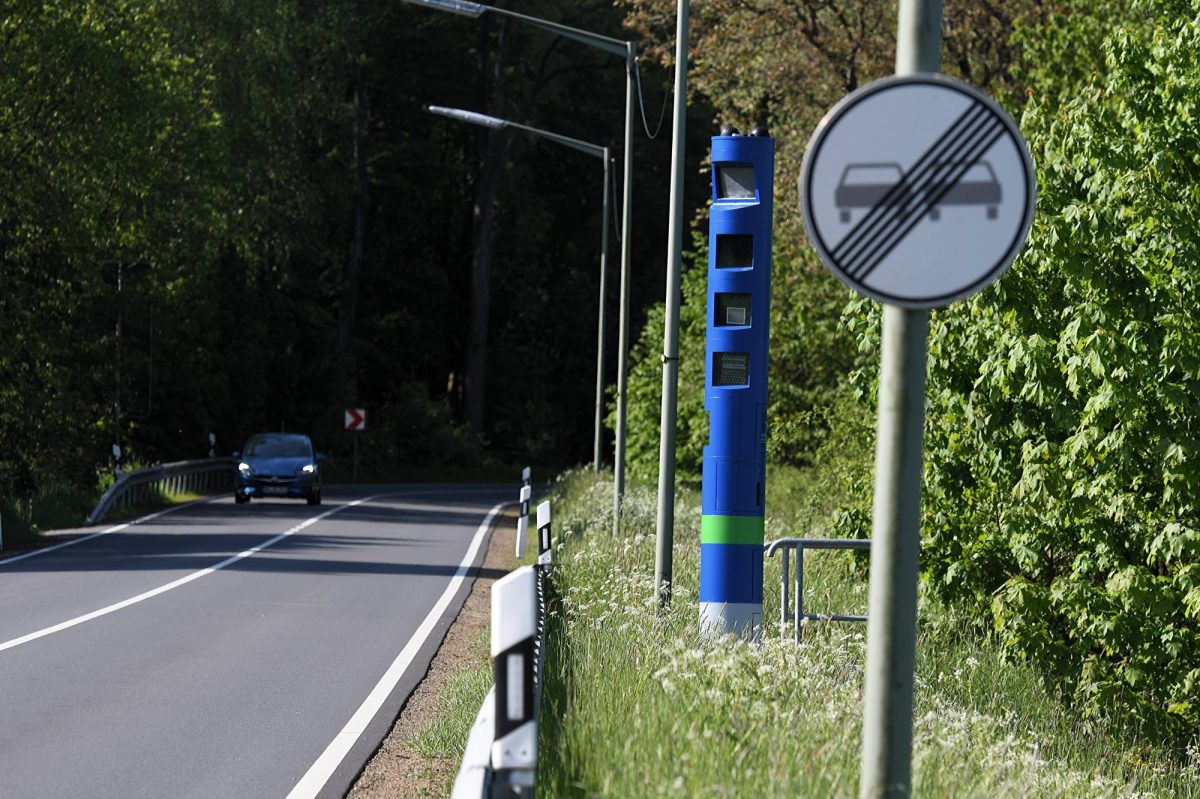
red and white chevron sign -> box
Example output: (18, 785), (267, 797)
(344, 407), (366, 431)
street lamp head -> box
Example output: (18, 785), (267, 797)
(400, 0), (485, 18)
(428, 105), (508, 130)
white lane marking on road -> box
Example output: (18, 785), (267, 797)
(0, 496), (387, 654)
(286, 501), (508, 799)
(0, 498), (215, 568)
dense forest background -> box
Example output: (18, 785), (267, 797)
(6, 0), (1200, 748)
(0, 0), (712, 493)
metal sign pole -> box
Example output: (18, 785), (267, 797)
(593, 148), (612, 473)
(653, 0), (689, 609)
(799, 0), (1031, 792)
(612, 43), (636, 535)
(353, 431), (360, 482)
(859, 305), (929, 798)
(859, 1), (942, 797)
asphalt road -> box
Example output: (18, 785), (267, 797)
(0, 484), (513, 799)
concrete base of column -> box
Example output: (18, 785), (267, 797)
(699, 601), (762, 642)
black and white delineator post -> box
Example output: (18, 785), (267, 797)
(521, 466), (531, 490)
(516, 485), (532, 559)
(490, 566), (538, 792)
(535, 501), (552, 568)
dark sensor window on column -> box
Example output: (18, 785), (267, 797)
(715, 234), (753, 269)
(714, 352), (750, 386)
(715, 293), (751, 326)
(715, 164), (756, 199)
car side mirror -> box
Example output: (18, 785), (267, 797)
(316, 453), (327, 463)
(232, 451), (241, 459)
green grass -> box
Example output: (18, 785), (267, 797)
(102, 489), (206, 523)
(535, 467), (1200, 798)
(0, 484), (97, 549)
(412, 632), (493, 758)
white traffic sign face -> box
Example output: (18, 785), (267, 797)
(344, 407), (366, 431)
(800, 74), (1035, 308)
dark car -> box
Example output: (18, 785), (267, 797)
(234, 433), (321, 505)
(835, 163), (905, 222)
(924, 161), (1002, 220)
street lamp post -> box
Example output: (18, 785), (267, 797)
(404, 0), (636, 521)
(429, 107), (612, 465)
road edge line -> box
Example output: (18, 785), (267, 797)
(285, 500), (509, 799)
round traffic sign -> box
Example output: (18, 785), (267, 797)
(799, 74), (1035, 308)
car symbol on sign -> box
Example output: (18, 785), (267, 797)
(835, 161), (1002, 222)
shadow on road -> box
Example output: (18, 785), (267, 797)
(1, 488), (517, 580)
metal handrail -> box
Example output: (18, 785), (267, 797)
(765, 537), (871, 642)
(86, 457), (236, 526)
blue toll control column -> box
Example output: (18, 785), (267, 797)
(699, 127), (774, 638)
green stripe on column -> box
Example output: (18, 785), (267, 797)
(701, 514), (765, 545)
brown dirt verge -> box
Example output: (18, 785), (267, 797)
(348, 506), (518, 798)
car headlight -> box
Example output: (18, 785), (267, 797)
(302, 464), (316, 474)
(238, 462), (252, 473)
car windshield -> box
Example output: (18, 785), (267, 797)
(245, 435), (310, 458)
(841, 164), (902, 186)
(937, 162), (997, 182)
(961, 162), (996, 182)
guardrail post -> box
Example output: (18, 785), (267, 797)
(535, 501), (552, 570)
(491, 566), (538, 795)
(795, 546), (805, 643)
(779, 545), (789, 637)
(516, 485), (531, 559)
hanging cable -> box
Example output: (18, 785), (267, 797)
(635, 58), (671, 140)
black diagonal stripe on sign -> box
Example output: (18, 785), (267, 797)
(847, 122), (1004, 280)
(834, 109), (999, 271)
(831, 101), (987, 263)
(831, 103), (988, 265)
(848, 122), (1004, 280)
(844, 116), (1005, 279)
(852, 124), (1006, 282)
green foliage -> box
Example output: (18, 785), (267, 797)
(617, 234), (709, 484)
(0, 484), (95, 548)
(537, 469), (1200, 797)
(618, 233), (860, 484)
(615, 0), (1038, 485)
(2, 0), (663, 517)
(362, 383), (484, 470)
(920, 2), (1200, 743)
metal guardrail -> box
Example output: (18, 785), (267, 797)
(86, 457), (236, 526)
(453, 476), (549, 798)
(765, 537), (871, 642)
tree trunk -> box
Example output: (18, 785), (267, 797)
(338, 50), (369, 372)
(463, 18), (510, 440)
